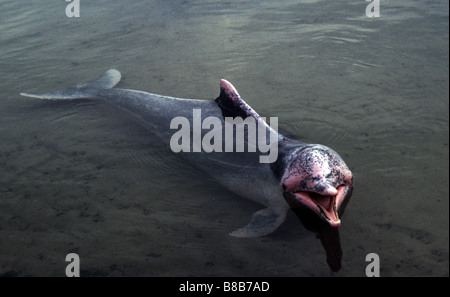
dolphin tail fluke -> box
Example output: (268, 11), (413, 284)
(20, 69), (121, 100)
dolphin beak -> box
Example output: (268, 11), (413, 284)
(283, 185), (351, 228)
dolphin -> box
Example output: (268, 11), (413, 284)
(20, 69), (353, 238)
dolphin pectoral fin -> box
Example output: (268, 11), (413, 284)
(229, 207), (287, 238)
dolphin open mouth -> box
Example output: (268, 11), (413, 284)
(286, 185), (349, 228)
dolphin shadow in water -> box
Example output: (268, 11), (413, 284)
(286, 187), (353, 272)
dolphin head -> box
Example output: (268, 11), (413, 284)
(278, 144), (353, 227)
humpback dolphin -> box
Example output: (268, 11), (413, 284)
(20, 69), (353, 238)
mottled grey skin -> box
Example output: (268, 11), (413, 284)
(20, 69), (353, 238)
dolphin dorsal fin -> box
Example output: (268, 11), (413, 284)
(215, 79), (261, 120)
